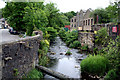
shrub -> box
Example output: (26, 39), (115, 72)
(46, 27), (57, 42)
(81, 45), (88, 50)
(95, 27), (108, 45)
(69, 43), (74, 48)
(104, 69), (118, 80)
(22, 69), (43, 79)
(81, 55), (109, 76)
(72, 41), (81, 48)
(65, 49), (72, 55)
(38, 40), (50, 66)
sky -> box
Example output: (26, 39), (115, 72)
(0, 0), (117, 12)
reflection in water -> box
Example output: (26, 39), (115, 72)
(44, 37), (87, 79)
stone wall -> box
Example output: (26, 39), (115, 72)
(78, 31), (95, 51)
(2, 35), (42, 79)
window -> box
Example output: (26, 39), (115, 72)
(75, 19), (76, 22)
(72, 24), (73, 27)
(74, 24), (76, 27)
(91, 19), (93, 25)
(86, 20), (87, 26)
(72, 19), (73, 22)
(88, 19), (90, 25)
(83, 21), (85, 26)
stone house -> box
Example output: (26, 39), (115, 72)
(70, 8), (94, 30)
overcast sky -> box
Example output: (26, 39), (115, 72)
(0, 0), (116, 12)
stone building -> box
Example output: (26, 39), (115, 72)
(70, 16), (77, 30)
(70, 8), (94, 30)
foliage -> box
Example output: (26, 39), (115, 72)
(46, 27), (58, 42)
(94, 36), (120, 79)
(103, 36), (120, 71)
(70, 41), (81, 49)
(22, 69), (43, 79)
(2, 2), (28, 31)
(81, 55), (109, 76)
(59, 28), (79, 48)
(93, 47), (98, 54)
(90, 8), (110, 24)
(95, 27), (108, 45)
(64, 11), (76, 22)
(81, 45), (88, 51)
(13, 68), (19, 76)
(24, 2), (48, 36)
(38, 40), (49, 66)
(65, 49), (72, 55)
(45, 3), (64, 31)
(105, 2), (118, 24)
(104, 69), (118, 80)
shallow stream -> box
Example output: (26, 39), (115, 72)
(44, 37), (87, 79)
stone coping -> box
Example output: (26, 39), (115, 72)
(1, 34), (41, 45)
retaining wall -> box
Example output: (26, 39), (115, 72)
(2, 35), (42, 79)
(78, 31), (95, 51)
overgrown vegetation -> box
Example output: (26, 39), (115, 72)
(81, 55), (109, 77)
(22, 69), (43, 79)
(81, 27), (120, 79)
(59, 28), (79, 48)
(38, 39), (49, 66)
(2, 2), (66, 36)
(95, 27), (108, 45)
(90, 2), (118, 24)
(65, 49), (72, 55)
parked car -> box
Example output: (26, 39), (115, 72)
(9, 27), (19, 35)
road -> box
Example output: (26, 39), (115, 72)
(0, 29), (21, 44)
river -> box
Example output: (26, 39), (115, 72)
(44, 37), (87, 79)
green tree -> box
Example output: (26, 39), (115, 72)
(91, 8), (110, 24)
(45, 3), (64, 31)
(105, 2), (118, 24)
(24, 2), (48, 35)
(64, 11), (76, 22)
(2, 2), (28, 31)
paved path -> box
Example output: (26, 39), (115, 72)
(0, 29), (21, 44)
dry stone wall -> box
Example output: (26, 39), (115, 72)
(78, 32), (95, 51)
(2, 35), (42, 79)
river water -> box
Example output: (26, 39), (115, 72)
(44, 37), (87, 79)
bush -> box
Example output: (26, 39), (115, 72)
(95, 27), (108, 45)
(38, 40), (49, 66)
(81, 45), (88, 50)
(59, 28), (78, 47)
(46, 27), (57, 42)
(65, 49), (72, 55)
(22, 69), (43, 79)
(72, 41), (81, 48)
(104, 69), (118, 80)
(81, 55), (109, 76)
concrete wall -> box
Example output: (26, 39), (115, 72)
(2, 35), (42, 79)
(78, 31), (95, 51)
